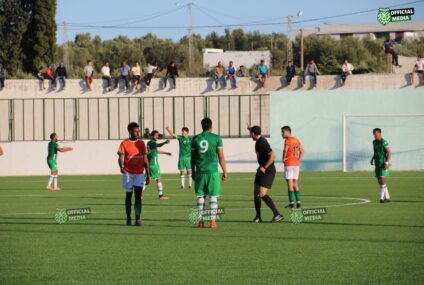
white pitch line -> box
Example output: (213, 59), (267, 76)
(0, 196), (370, 216)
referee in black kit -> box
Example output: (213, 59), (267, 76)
(248, 125), (284, 223)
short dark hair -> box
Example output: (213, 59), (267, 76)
(127, 122), (139, 132)
(373, 128), (382, 134)
(151, 130), (159, 136)
(201, 117), (212, 131)
(182, 127), (189, 133)
(281, 126), (291, 133)
(87, 60), (91, 64)
(250, 125), (261, 136)
(50, 132), (57, 140)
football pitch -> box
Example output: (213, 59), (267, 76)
(0, 172), (423, 284)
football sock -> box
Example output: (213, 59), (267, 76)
(157, 182), (163, 196)
(210, 196), (218, 220)
(262, 195), (280, 216)
(289, 191), (295, 204)
(134, 188), (142, 220)
(125, 191), (133, 219)
(254, 194), (262, 218)
(180, 176), (185, 188)
(294, 190), (301, 203)
(197, 196), (205, 221)
(380, 185), (385, 200)
(384, 185), (390, 199)
(53, 175), (58, 188)
(188, 175), (192, 187)
(47, 175), (54, 187)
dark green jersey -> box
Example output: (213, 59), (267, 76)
(47, 141), (59, 161)
(373, 138), (389, 166)
(177, 135), (192, 158)
(147, 140), (159, 166)
(191, 131), (223, 174)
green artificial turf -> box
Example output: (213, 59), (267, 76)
(0, 172), (423, 284)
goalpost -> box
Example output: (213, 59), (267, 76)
(342, 114), (424, 172)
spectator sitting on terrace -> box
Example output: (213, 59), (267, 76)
(84, 60), (94, 91)
(285, 60), (296, 85)
(35, 66), (46, 90)
(302, 59), (320, 88)
(0, 64), (7, 90)
(164, 61), (179, 89)
(143, 128), (151, 139)
(227, 61), (237, 89)
(214, 61), (227, 90)
(340, 59), (354, 86)
(256, 60), (269, 88)
(383, 35), (401, 68)
(412, 55), (423, 86)
(131, 62), (143, 90)
(236, 65), (246, 77)
(101, 62), (113, 92)
(55, 62), (68, 90)
(119, 61), (131, 91)
(46, 64), (56, 89)
(144, 62), (157, 89)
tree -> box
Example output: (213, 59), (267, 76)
(0, 0), (30, 76)
(22, 0), (57, 72)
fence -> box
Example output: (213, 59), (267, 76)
(0, 94), (269, 142)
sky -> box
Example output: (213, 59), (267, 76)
(56, 0), (424, 44)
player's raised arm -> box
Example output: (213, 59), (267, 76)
(165, 126), (177, 139)
(217, 147), (227, 181)
(57, 146), (73, 152)
(157, 140), (170, 147)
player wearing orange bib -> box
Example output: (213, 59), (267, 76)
(281, 126), (304, 209)
(118, 122), (151, 226)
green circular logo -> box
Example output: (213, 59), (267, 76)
(55, 208), (68, 224)
(188, 208), (201, 224)
(289, 209), (304, 224)
(378, 8), (391, 25)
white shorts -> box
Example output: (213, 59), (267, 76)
(284, 166), (300, 180)
(122, 173), (145, 192)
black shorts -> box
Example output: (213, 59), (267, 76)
(254, 165), (276, 189)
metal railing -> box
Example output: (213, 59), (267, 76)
(0, 94), (269, 142)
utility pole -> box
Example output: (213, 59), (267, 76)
(187, 2), (193, 75)
(63, 21), (69, 67)
(300, 28), (304, 71)
(287, 16), (293, 62)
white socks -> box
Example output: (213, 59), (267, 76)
(380, 184), (390, 200)
(157, 182), (163, 196)
(197, 196), (205, 221)
(53, 176), (58, 188)
(180, 176), (185, 188)
(188, 175), (192, 187)
(47, 175), (54, 187)
(210, 196), (218, 220)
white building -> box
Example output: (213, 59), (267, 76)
(203, 49), (271, 69)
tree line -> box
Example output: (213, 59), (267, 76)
(1, 0), (423, 78)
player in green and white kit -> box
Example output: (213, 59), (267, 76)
(191, 118), (227, 228)
(166, 126), (192, 189)
(46, 133), (73, 191)
(147, 130), (172, 200)
(370, 128), (392, 203)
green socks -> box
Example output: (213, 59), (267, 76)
(289, 191), (295, 203)
(294, 190), (301, 203)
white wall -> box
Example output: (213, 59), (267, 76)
(0, 138), (260, 176)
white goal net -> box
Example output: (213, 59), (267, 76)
(343, 114), (424, 172)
